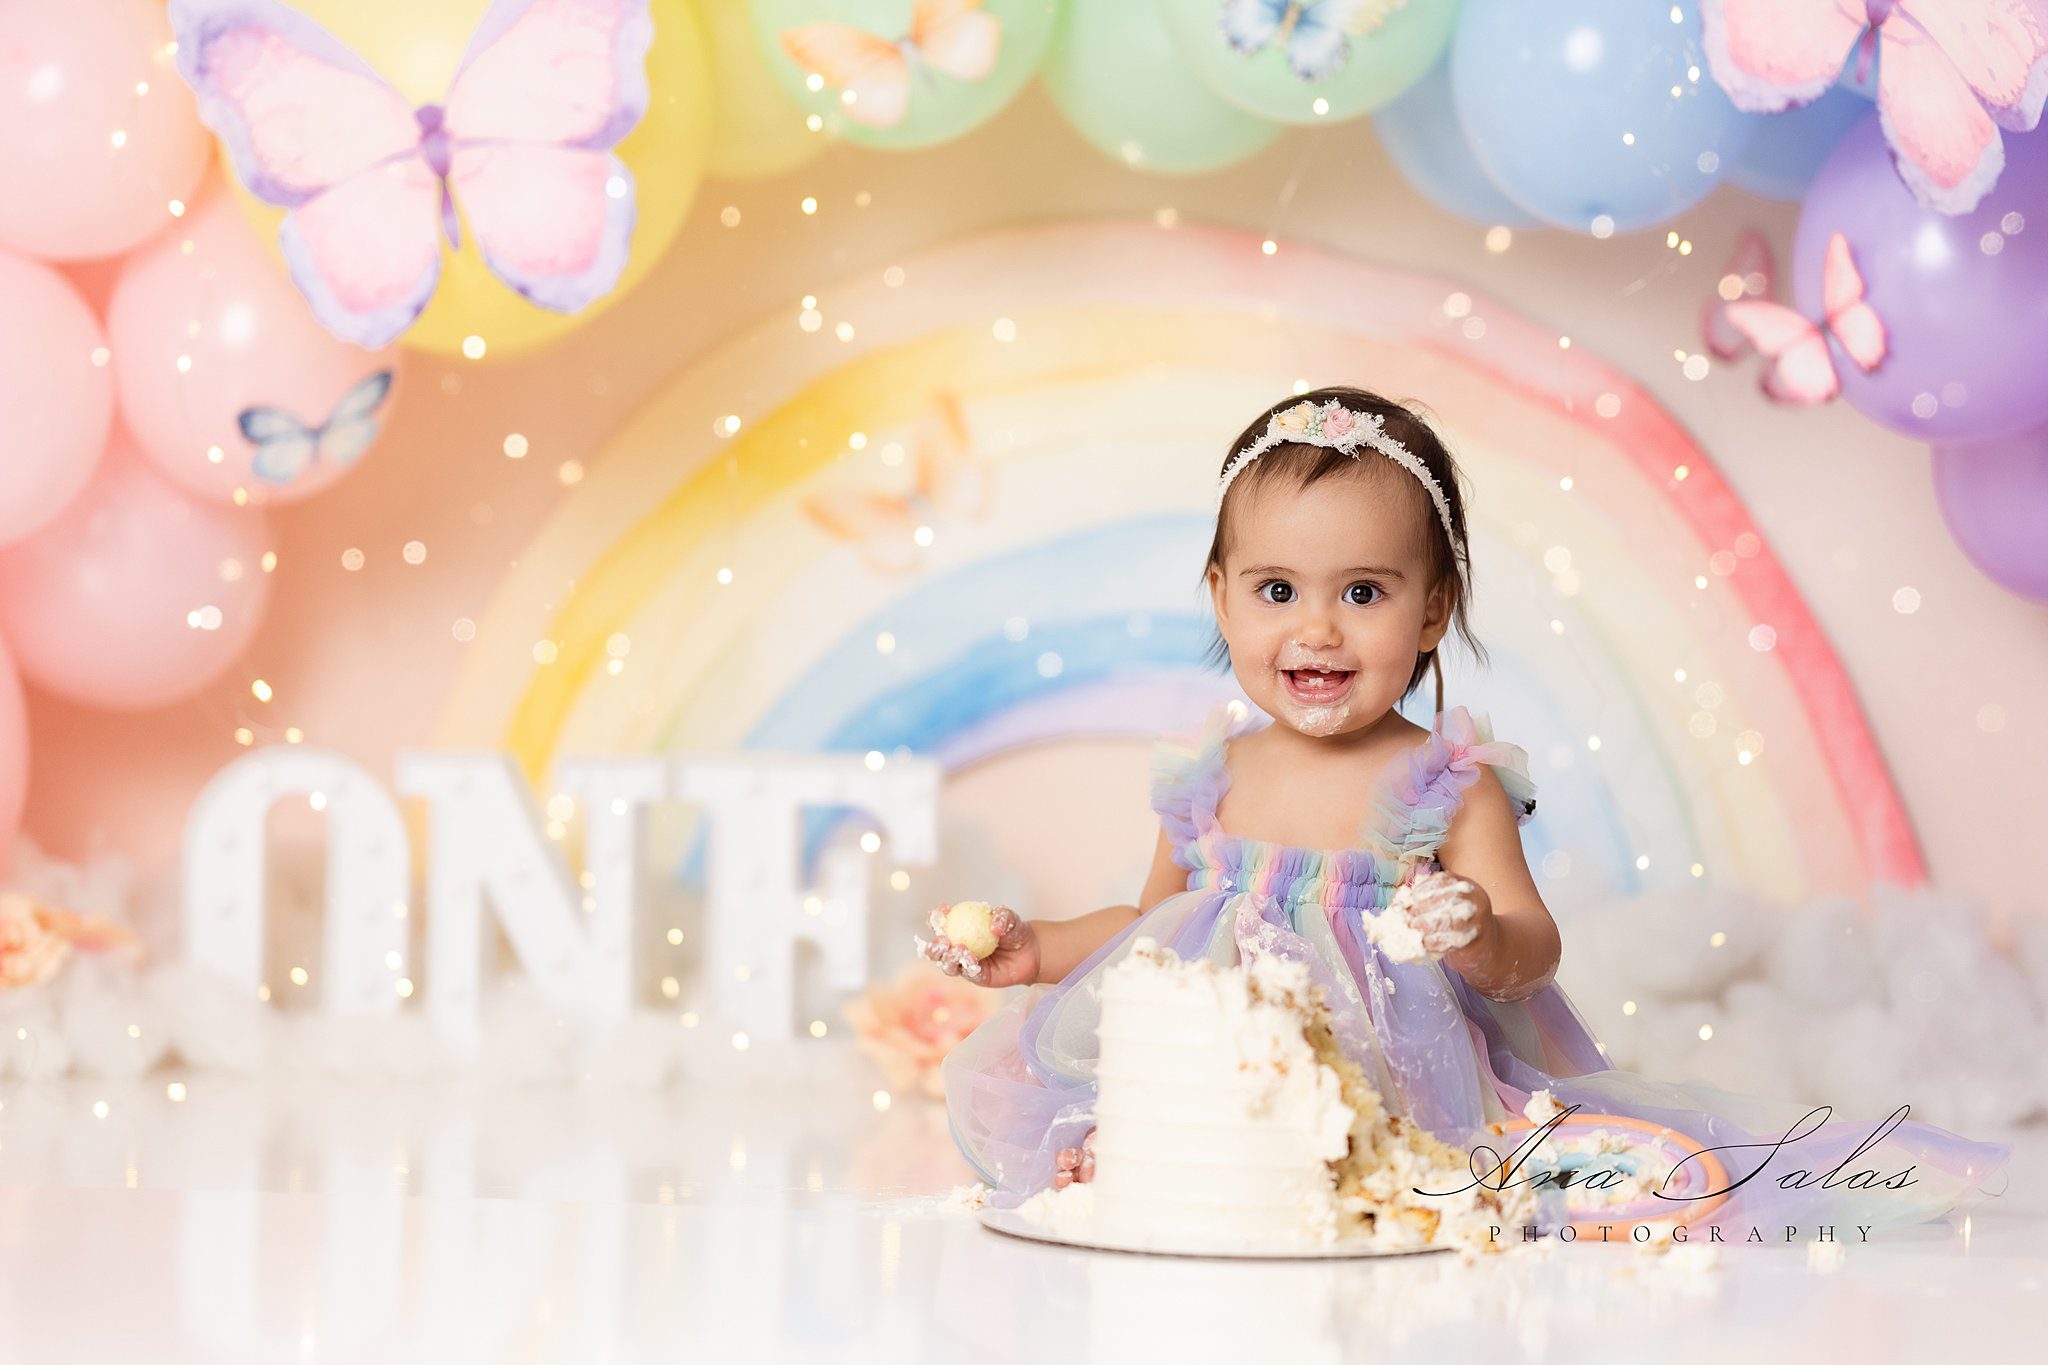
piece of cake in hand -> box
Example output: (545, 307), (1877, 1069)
(915, 901), (1028, 983)
(1364, 894), (1429, 963)
(940, 901), (1000, 958)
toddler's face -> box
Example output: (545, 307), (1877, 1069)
(1207, 466), (1450, 739)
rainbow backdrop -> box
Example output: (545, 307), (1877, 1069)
(435, 220), (1923, 905)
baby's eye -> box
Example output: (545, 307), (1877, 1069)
(1345, 582), (1383, 606)
(1256, 580), (1296, 604)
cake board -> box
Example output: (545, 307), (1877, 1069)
(978, 1207), (1455, 1260)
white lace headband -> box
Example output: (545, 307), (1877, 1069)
(1217, 399), (1456, 544)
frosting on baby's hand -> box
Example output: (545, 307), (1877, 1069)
(1405, 872), (1486, 955)
(1369, 872), (1485, 962)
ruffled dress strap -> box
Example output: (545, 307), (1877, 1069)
(1365, 706), (1537, 877)
(1147, 702), (1241, 848)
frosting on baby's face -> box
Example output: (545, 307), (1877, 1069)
(1207, 464), (1449, 743)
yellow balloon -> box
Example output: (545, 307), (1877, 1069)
(232, 0), (709, 359)
(695, 0), (823, 180)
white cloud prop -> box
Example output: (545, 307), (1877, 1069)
(6, 843), (2044, 1131)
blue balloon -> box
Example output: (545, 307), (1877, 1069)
(1376, 57), (1536, 227)
(1729, 84), (1870, 201)
(1450, 0), (1760, 234)
(1839, 38), (1880, 99)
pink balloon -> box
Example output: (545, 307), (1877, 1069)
(108, 188), (404, 506)
(0, 0), (211, 260)
(0, 437), (272, 712)
(0, 633), (26, 863)
(60, 253), (126, 315)
(0, 250), (111, 546)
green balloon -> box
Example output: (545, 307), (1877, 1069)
(1155, 0), (1458, 125)
(705, 0), (826, 179)
(750, 0), (1061, 150)
(1042, 0), (1282, 174)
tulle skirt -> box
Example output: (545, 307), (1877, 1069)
(943, 884), (2012, 1237)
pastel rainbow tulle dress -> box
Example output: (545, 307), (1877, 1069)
(943, 702), (2011, 1237)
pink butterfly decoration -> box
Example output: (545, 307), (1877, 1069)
(1700, 0), (2048, 215)
(168, 0), (653, 348)
(803, 394), (993, 575)
(1717, 230), (1889, 404)
(1701, 226), (1778, 361)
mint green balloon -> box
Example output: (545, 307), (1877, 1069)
(1043, 0), (1282, 174)
(1155, 0), (1458, 125)
(751, 0), (1060, 150)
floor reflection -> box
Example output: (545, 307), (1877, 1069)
(0, 1066), (2040, 1363)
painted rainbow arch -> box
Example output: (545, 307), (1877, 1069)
(437, 220), (1924, 905)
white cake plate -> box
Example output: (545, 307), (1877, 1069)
(978, 1207), (1454, 1260)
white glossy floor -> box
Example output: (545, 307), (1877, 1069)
(1, 1049), (2041, 1364)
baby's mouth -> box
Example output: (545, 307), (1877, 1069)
(1281, 665), (1356, 705)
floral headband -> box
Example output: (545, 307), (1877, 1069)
(1217, 399), (1457, 544)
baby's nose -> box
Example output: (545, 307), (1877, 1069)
(1292, 613), (1340, 648)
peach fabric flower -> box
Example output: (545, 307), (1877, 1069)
(33, 903), (143, 961)
(0, 893), (74, 989)
(843, 960), (1003, 1100)
(1276, 402), (1314, 431)
(0, 891), (142, 989)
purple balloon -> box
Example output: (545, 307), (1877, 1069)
(1931, 425), (2048, 603)
(1795, 113), (2048, 443)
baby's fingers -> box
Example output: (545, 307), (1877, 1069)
(915, 930), (965, 974)
(1407, 877), (1474, 910)
(939, 939), (988, 978)
(990, 906), (1023, 944)
(1411, 901), (1479, 933)
(1054, 1135), (1099, 1187)
(1420, 924), (1480, 954)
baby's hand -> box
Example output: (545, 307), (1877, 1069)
(914, 904), (1039, 988)
(1053, 1128), (1097, 1188)
(1402, 870), (1493, 959)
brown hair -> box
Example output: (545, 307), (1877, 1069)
(1203, 386), (1484, 703)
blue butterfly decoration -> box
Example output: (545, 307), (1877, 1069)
(238, 369), (394, 485)
(1218, 0), (1404, 83)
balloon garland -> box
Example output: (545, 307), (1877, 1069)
(0, 0), (2043, 872)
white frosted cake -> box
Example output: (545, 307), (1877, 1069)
(1017, 938), (1532, 1256)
